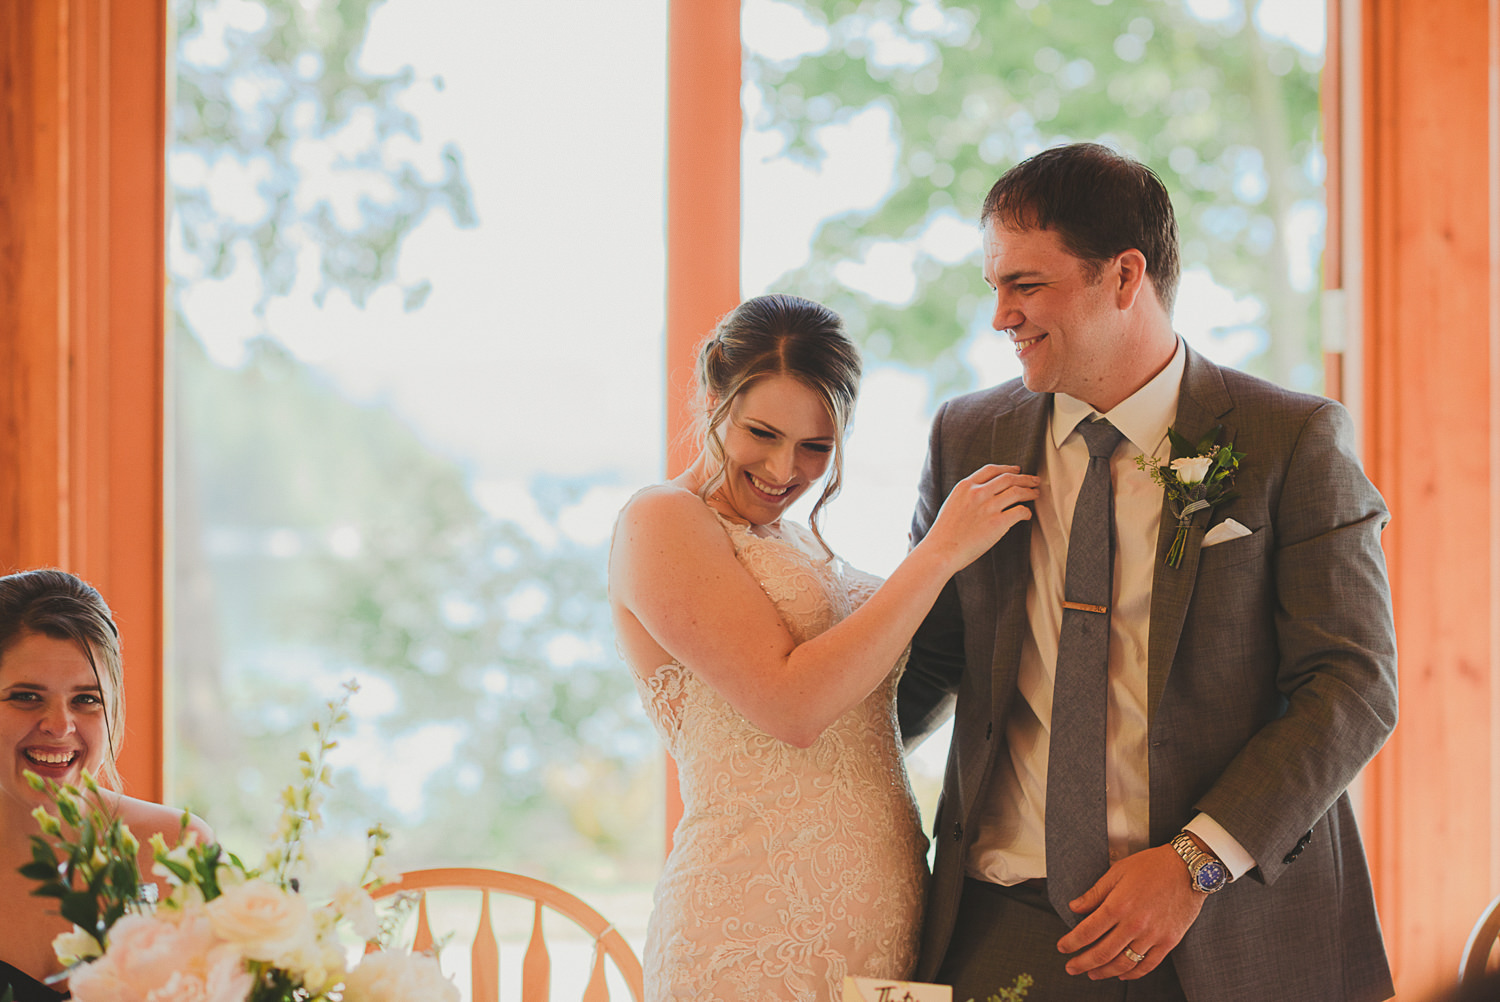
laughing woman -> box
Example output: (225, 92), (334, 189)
(0, 569), (213, 1001)
(609, 294), (1039, 1001)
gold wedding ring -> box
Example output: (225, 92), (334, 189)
(1123, 946), (1146, 964)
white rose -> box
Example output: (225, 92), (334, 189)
(270, 917), (349, 995)
(52, 928), (102, 966)
(1170, 455), (1213, 485)
(343, 951), (460, 1002)
(331, 883), (382, 941)
(205, 879), (311, 960)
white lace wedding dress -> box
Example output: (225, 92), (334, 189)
(633, 514), (929, 1002)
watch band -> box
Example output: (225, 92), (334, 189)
(1171, 831), (1229, 893)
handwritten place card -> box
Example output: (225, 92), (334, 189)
(843, 975), (952, 1002)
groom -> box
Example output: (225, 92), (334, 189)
(898, 143), (1397, 1001)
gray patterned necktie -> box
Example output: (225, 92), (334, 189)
(1046, 417), (1125, 926)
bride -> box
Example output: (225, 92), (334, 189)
(609, 294), (1038, 1001)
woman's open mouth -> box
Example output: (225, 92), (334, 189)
(747, 473), (792, 499)
(23, 748), (79, 769)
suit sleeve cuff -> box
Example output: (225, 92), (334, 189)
(1185, 813), (1255, 882)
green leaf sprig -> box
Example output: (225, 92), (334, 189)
(966, 973), (1033, 1002)
(262, 679), (359, 888)
(21, 771), (148, 953)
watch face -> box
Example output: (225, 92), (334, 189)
(1195, 860), (1228, 891)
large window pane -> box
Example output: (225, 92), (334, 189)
(167, 0), (667, 981)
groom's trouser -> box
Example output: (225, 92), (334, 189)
(936, 877), (1188, 1002)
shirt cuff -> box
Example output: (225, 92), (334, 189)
(1184, 813), (1256, 882)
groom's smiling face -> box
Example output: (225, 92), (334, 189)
(982, 221), (1131, 410)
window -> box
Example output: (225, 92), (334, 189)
(167, 0), (669, 974)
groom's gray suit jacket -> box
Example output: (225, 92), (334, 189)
(899, 345), (1397, 1001)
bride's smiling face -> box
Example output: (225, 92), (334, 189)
(0, 631), (111, 810)
(711, 374), (836, 526)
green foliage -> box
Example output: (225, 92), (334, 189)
(172, 329), (657, 882)
(966, 972), (1033, 1001)
(23, 773), (147, 951)
(749, 0), (1324, 392)
(171, 0), (475, 310)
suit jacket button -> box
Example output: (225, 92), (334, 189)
(1283, 849), (1300, 864)
(951, 822), (963, 842)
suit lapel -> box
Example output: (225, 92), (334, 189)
(1146, 347), (1235, 719)
(986, 390), (1050, 719)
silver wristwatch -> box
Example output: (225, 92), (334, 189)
(1170, 831), (1229, 893)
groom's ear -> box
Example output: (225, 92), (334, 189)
(1113, 248), (1149, 311)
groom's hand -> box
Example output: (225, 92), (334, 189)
(1054, 844), (1206, 981)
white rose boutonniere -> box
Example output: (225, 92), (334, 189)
(1136, 425), (1245, 567)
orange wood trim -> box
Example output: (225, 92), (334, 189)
(0, 0), (166, 801)
(1359, 0), (1498, 996)
(0, 0), (68, 572)
(664, 0), (740, 851)
(102, 0), (167, 803)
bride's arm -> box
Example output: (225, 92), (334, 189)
(610, 467), (1036, 747)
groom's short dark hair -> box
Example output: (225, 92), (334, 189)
(982, 142), (1181, 315)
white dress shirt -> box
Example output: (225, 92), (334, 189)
(966, 339), (1253, 885)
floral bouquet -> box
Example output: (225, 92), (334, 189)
(20, 681), (457, 1002)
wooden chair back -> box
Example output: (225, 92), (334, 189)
(367, 866), (644, 1002)
(1461, 892), (1500, 985)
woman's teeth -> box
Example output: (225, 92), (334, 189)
(25, 749), (76, 766)
(750, 474), (789, 496)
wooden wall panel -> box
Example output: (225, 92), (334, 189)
(0, 0), (166, 802)
(1, 1), (68, 570)
(1359, 0), (1498, 996)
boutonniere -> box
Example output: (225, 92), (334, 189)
(1135, 424), (1245, 567)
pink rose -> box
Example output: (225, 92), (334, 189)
(67, 913), (251, 1002)
(206, 878), (312, 960)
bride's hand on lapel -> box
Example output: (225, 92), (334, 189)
(919, 464), (1040, 573)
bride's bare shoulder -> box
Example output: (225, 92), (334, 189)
(106, 793), (214, 846)
(612, 483), (735, 588)
(618, 483), (715, 531)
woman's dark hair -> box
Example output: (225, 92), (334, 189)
(694, 294), (862, 556)
(0, 568), (124, 790)
(982, 142), (1181, 314)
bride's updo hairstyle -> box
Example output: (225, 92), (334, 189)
(0, 568), (125, 790)
(695, 294), (861, 555)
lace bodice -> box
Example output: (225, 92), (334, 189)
(632, 516), (928, 1002)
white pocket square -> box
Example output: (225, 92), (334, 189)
(1203, 518), (1252, 547)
